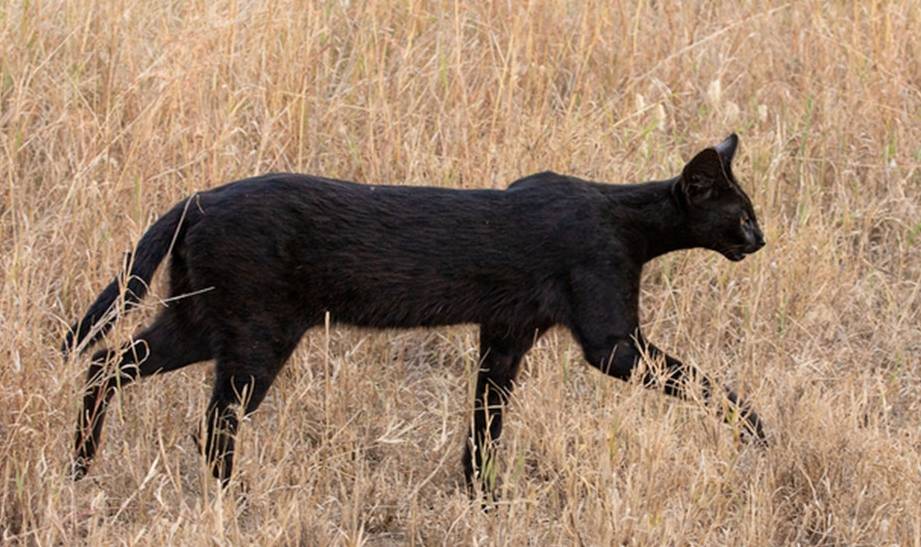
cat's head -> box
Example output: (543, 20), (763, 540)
(678, 134), (765, 261)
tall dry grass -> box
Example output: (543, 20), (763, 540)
(2, 0), (920, 544)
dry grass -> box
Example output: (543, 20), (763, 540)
(2, 0), (920, 544)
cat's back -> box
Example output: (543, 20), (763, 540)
(191, 172), (590, 230)
(184, 171), (601, 265)
(196, 172), (505, 220)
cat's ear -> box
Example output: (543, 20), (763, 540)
(680, 148), (726, 203)
(714, 133), (739, 166)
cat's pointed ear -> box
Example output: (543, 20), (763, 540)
(714, 133), (739, 166)
(680, 148), (725, 203)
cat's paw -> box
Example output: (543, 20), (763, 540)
(70, 458), (88, 481)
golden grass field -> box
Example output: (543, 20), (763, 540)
(2, 0), (920, 544)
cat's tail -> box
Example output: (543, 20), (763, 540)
(61, 198), (194, 356)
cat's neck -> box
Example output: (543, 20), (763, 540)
(600, 178), (695, 262)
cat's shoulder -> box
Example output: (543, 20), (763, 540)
(506, 171), (590, 192)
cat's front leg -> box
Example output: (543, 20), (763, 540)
(567, 265), (767, 443)
(638, 339), (767, 444)
(579, 332), (766, 443)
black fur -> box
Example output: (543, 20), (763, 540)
(66, 134), (767, 493)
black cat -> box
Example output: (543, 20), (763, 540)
(65, 134), (766, 493)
